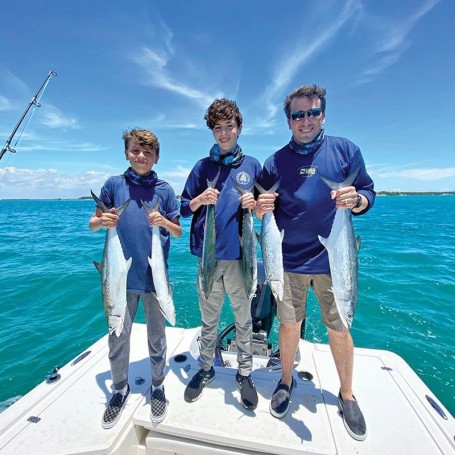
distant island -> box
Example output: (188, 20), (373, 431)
(79, 192), (454, 200)
(377, 191), (455, 196)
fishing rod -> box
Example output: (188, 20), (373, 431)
(0, 70), (57, 161)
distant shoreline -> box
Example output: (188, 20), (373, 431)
(1, 192), (454, 201)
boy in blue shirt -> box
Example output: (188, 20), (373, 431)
(180, 98), (260, 409)
(89, 128), (181, 428)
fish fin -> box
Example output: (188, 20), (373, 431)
(356, 236), (361, 251)
(254, 179), (281, 194)
(90, 190), (109, 213)
(126, 257), (133, 271)
(141, 198), (160, 215)
(318, 167), (360, 190)
(93, 260), (103, 273)
(207, 167), (221, 189)
(115, 198), (131, 216)
(232, 178), (254, 195)
(280, 229), (285, 241)
(148, 257), (153, 269)
(318, 235), (328, 247)
(255, 231), (261, 245)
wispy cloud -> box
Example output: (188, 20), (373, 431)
(357, 0), (442, 84)
(261, 0), (362, 123)
(0, 96), (12, 111)
(40, 106), (80, 129)
(378, 167), (455, 181)
(132, 21), (222, 108)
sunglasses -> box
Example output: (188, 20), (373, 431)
(290, 109), (323, 120)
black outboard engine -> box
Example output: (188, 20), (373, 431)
(216, 260), (277, 359)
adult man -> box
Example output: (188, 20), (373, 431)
(256, 85), (375, 441)
(180, 98), (260, 410)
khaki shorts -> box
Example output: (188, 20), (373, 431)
(277, 272), (346, 332)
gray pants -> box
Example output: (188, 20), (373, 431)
(108, 292), (166, 390)
(197, 259), (253, 376)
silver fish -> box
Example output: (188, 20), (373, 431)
(200, 169), (220, 300)
(317, 168), (361, 328)
(91, 190), (132, 337)
(233, 181), (257, 301)
(255, 180), (284, 301)
(141, 199), (176, 326)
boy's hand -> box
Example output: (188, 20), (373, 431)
(199, 187), (220, 205)
(148, 211), (167, 228)
(100, 208), (119, 229)
(240, 192), (256, 210)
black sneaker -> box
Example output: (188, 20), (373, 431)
(102, 384), (130, 429)
(338, 391), (367, 441)
(184, 367), (215, 402)
(150, 386), (167, 423)
(269, 378), (295, 418)
(235, 372), (258, 409)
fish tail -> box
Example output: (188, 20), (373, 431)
(319, 167), (360, 190)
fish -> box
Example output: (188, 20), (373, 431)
(233, 180), (258, 301)
(254, 180), (284, 302)
(200, 168), (220, 300)
(141, 199), (176, 326)
(91, 190), (132, 337)
(317, 168), (361, 328)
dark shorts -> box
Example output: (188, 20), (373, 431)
(277, 272), (346, 332)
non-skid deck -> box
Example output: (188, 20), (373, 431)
(0, 324), (453, 455)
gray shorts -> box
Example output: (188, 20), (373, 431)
(277, 272), (346, 332)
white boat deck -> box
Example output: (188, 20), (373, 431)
(0, 324), (454, 455)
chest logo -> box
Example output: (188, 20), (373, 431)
(235, 171), (251, 186)
(299, 166), (317, 177)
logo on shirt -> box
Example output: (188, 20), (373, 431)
(299, 166), (317, 177)
(235, 171), (251, 186)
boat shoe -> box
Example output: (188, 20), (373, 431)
(184, 367), (215, 402)
(338, 391), (367, 441)
(150, 386), (167, 423)
(269, 377), (295, 418)
(236, 372), (258, 410)
(102, 384), (130, 429)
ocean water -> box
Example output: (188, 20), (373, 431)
(0, 196), (454, 416)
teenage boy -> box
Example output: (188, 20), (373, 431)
(180, 98), (261, 410)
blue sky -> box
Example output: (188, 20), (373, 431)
(0, 0), (453, 199)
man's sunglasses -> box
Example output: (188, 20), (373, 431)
(290, 109), (323, 120)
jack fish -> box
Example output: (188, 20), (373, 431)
(91, 190), (132, 337)
(317, 168), (361, 328)
(141, 199), (176, 326)
(255, 180), (284, 301)
(233, 181), (258, 301)
(200, 168), (220, 300)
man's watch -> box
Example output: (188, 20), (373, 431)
(354, 194), (362, 209)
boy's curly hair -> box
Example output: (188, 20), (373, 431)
(205, 98), (243, 130)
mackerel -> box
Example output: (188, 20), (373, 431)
(91, 190), (132, 337)
(200, 168), (220, 300)
(317, 168), (361, 328)
(233, 181), (257, 301)
(255, 180), (284, 301)
(141, 199), (176, 326)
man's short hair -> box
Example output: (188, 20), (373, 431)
(205, 98), (243, 130)
(283, 84), (327, 118)
(122, 128), (160, 156)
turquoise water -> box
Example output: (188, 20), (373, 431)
(0, 196), (454, 416)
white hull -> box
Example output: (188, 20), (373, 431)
(0, 324), (453, 455)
